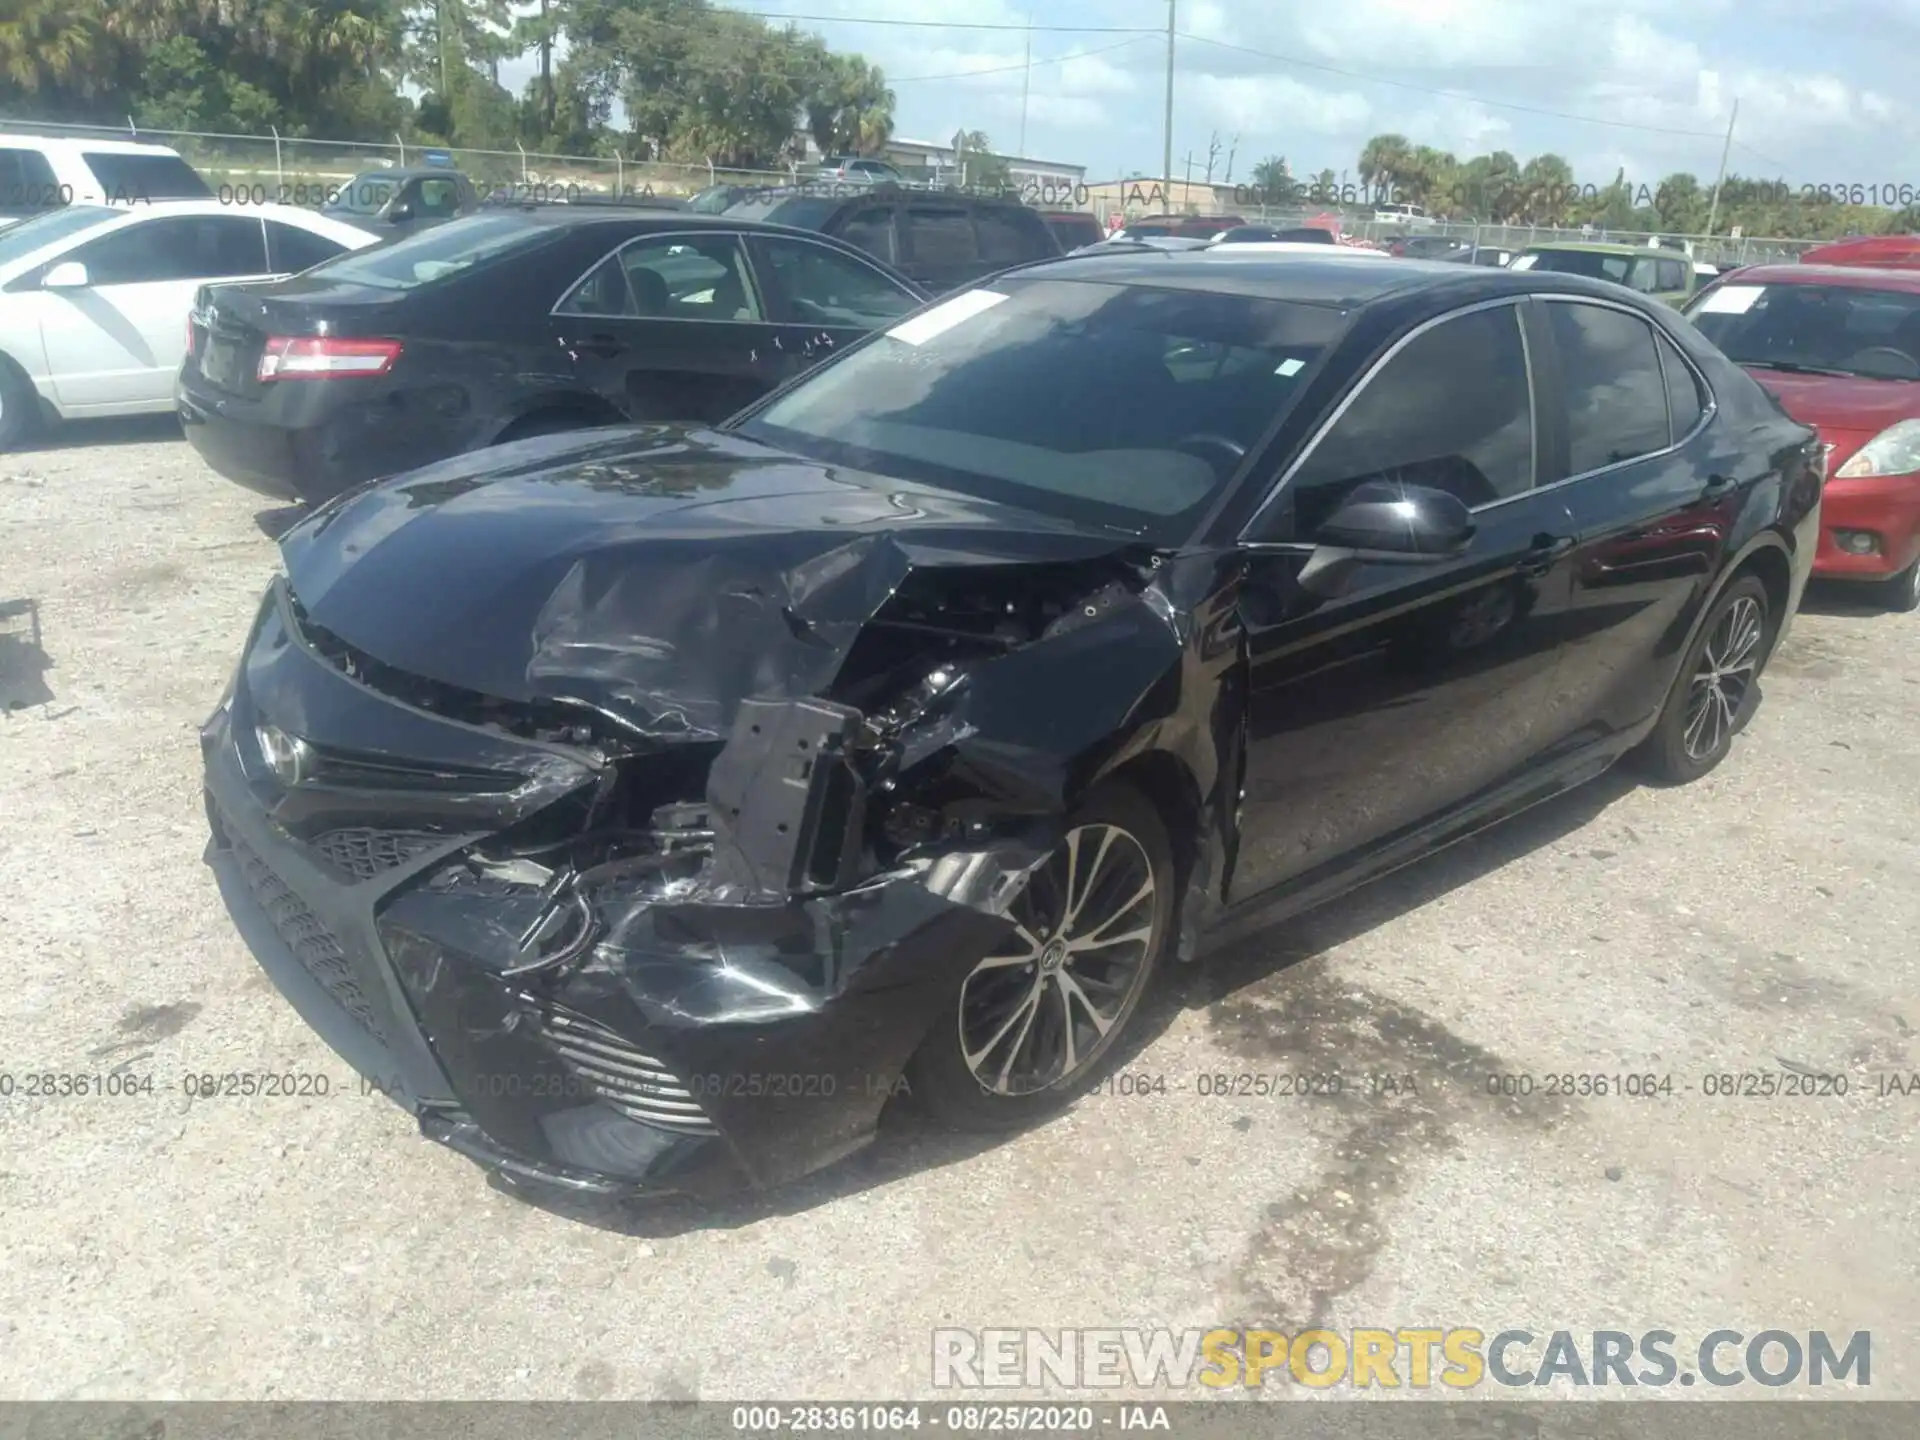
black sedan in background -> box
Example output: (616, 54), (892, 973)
(201, 249), (1822, 1202)
(178, 209), (927, 504)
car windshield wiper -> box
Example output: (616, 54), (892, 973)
(1743, 359), (1871, 379)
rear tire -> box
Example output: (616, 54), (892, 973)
(906, 781), (1175, 1133)
(0, 355), (39, 452)
(1633, 574), (1773, 784)
(1872, 558), (1920, 614)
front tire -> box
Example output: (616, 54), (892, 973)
(1872, 557), (1920, 614)
(906, 782), (1175, 1132)
(1633, 574), (1772, 784)
(0, 355), (38, 452)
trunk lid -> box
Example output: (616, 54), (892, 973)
(188, 277), (411, 398)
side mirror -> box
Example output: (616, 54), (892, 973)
(386, 200), (415, 224)
(1314, 479), (1475, 559)
(42, 261), (89, 290)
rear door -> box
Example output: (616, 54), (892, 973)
(1536, 295), (1741, 747)
(38, 212), (270, 408)
(743, 232), (923, 383)
(1231, 299), (1581, 900)
(549, 230), (784, 422)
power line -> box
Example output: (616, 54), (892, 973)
(1177, 32), (1736, 142)
(734, 11), (1159, 34)
(896, 34), (1150, 85)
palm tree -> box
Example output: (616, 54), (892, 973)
(1248, 154), (1296, 203)
(0, 0), (106, 96)
(1357, 133), (1412, 196)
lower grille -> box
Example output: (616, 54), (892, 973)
(311, 827), (444, 882)
(535, 1004), (717, 1136)
(228, 831), (390, 1046)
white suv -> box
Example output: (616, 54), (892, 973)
(0, 136), (212, 226)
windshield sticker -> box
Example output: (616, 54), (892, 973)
(1696, 284), (1764, 315)
(886, 289), (1010, 347)
(1275, 357), (1306, 376)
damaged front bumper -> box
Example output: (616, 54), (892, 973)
(201, 581), (1030, 1198)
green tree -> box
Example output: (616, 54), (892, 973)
(1247, 154), (1297, 203)
(1357, 132), (1413, 195)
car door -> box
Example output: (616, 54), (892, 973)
(1230, 299), (1582, 901)
(743, 232), (923, 385)
(899, 203), (986, 293)
(1532, 295), (1741, 748)
(36, 213), (269, 410)
(549, 230), (784, 423)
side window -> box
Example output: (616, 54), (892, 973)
(837, 207), (897, 264)
(753, 236), (919, 327)
(905, 208), (979, 267)
(554, 253), (636, 316)
(618, 234), (761, 320)
(265, 221), (347, 274)
(416, 178), (461, 216)
(1549, 301), (1672, 474)
(1657, 332), (1706, 444)
(67, 215), (266, 284)
(0, 148), (59, 203)
(974, 208), (1041, 264)
(1627, 257), (1662, 294)
(1657, 258), (1689, 292)
(1274, 304), (1534, 540)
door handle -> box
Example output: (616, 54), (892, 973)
(1518, 533), (1574, 576)
(574, 333), (626, 359)
(1701, 472), (1733, 496)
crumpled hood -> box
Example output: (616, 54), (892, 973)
(281, 424), (1141, 738)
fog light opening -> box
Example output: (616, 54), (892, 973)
(1834, 529), (1882, 556)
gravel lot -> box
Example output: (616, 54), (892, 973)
(1, 418), (1916, 1402)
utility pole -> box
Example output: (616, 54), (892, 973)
(1704, 98), (1739, 237)
(1018, 9), (1032, 157)
(1162, 0), (1175, 214)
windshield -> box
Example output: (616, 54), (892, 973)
(299, 212), (548, 289)
(1686, 281), (1920, 380)
(82, 152), (211, 199)
(1521, 249), (1633, 282)
(0, 204), (113, 266)
(327, 175), (401, 215)
(736, 276), (1348, 541)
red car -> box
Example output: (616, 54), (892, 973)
(1684, 263), (1920, 610)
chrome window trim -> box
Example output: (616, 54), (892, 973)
(1237, 295), (1533, 540)
(1237, 291), (1723, 541)
(549, 228), (767, 322)
(1535, 294), (1717, 491)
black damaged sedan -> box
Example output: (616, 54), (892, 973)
(202, 248), (1823, 1199)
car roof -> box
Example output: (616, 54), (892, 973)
(345, 166), (463, 181)
(0, 133), (185, 157)
(1005, 247), (1659, 309)
(1525, 240), (1669, 256)
(1712, 263), (1920, 292)
(1203, 240), (1388, 258)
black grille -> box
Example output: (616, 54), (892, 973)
(311, 828), (444, 881)
(229, 831), (390, 1046)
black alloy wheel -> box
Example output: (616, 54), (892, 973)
(1635, 574), (1773, 783)
(907, 782), (1174, 1130)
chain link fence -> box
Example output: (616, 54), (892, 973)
(2, 115), (1832, 263)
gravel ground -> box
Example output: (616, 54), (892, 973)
(1, 417), (1915, 1402)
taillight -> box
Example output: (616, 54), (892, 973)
(257, 336), (403, 382)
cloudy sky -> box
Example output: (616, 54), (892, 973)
(686, 0), (1917, 193)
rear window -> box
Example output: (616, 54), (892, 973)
(1517, 249), (1634, 283)
(724, 194), (841, 228)
(300, 212), (548, 290)
(82, 152), (210, 200)
(328, 174), (400, 215)
(0, 147), (61, 207)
